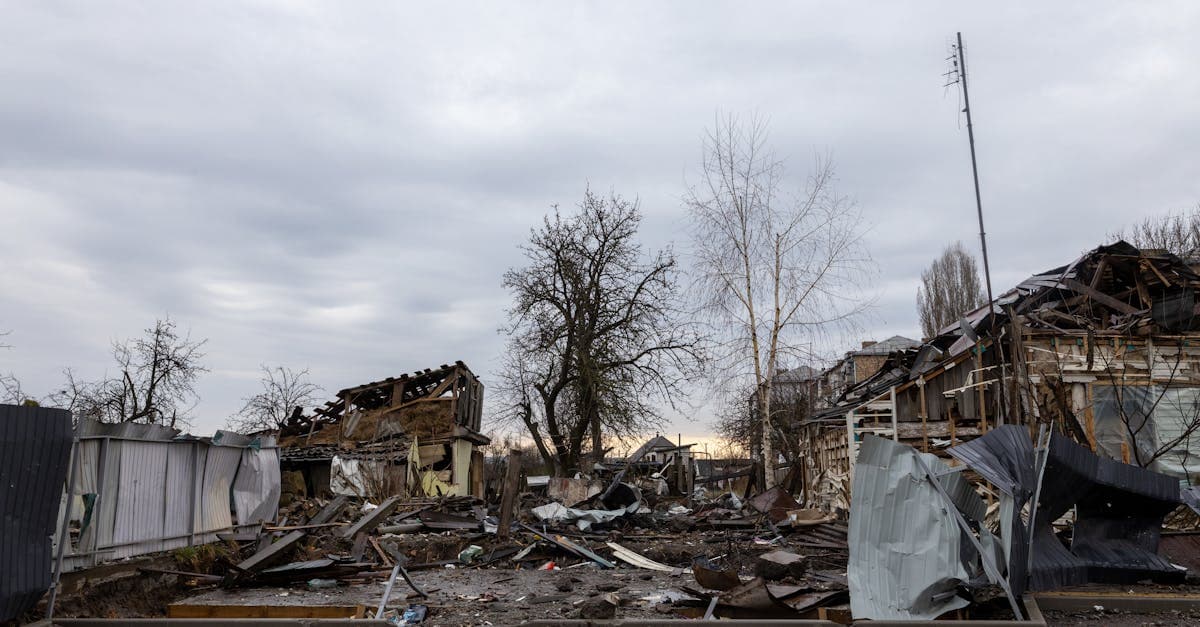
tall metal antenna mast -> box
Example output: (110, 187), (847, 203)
(949, 32), (1008, 422)
(954, 31), (996, 314)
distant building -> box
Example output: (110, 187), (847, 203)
(818, 336), (922, 403)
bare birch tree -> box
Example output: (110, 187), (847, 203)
(686, 114), (872, 489)
(916, 241), (985, 339)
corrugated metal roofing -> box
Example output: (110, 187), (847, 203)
(948, 427), (1184, 592)
(233, 447), (280, 524)
(1, 404), (74, 622)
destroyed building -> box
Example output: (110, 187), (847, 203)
(278, 361), (490, 500)
(802, 241), (1200, 509)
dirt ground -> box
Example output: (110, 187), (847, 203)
(179, 566), (702, 625)
(1042, 607), (1200, 626)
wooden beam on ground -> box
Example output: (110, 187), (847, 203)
(497, 449), (523, 540)
(340, 495), (404, 539)
(235, 496), (348, 573)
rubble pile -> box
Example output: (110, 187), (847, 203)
(150, 476), (855, 623)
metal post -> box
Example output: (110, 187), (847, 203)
(889, 386), (898, 442)
(955, 31), (1008, 420)
(1026, 426), (1051, 574)
(47, 438), (81, 620)
(188, 440), (199, 546)
(375, 563), (402, 619)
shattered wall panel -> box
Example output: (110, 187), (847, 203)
(0, 405), (73, 622)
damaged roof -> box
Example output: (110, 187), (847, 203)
(810, 240), (1200, 423)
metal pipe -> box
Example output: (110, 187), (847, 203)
(47, 438), (81, 619)
(375, 563), (402, 619)
(1026, 426), (1050, 574)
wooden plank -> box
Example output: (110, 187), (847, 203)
(235, 496), (349, 573)
(497, 449), (522, 540)
(1060, 277), (1141, 315)
(340, 495), (403, 539)
(168, 604), (364, 618)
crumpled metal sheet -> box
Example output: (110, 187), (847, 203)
(1043, 435), (1182, 586)
(847, 435), (984, 620)
(947, 425), (1035, 596)
(948, 426), (1184, 592)
(531, 502), (626, 531)
(232, 446), (281, 524)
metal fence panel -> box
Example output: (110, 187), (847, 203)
(0, 404), (73, 622)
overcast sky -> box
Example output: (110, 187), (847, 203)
(2, 2), (1198, 438)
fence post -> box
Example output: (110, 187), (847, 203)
(497, 449), (523, 540)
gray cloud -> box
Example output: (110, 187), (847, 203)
(2, 1), (1199, 434)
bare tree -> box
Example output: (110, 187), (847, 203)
(499, 188), (702, 475)
(226, 365), (323, 433)
(916, 241), (985, 339)
(48, 317), (207, 427)
(1, 372), (28, 404)
(1112, 206), (1200, 258)
(0, 329), (29, 404)
(686, 114), (872, 489)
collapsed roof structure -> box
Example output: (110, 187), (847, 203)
(801, 241), (1200, 508)
(279, 361), (489, 500)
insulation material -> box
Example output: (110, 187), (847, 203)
(330, 455), (377, 497)
(847, 435), (984, 620)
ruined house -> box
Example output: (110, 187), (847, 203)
(278, 361), (489, 500)
(801, 242), (1200, 509)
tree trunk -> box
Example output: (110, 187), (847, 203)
(758, 385), (776, 490)
(590, 414), (602, 471)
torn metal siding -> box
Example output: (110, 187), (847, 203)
(233, 445), (281, 524)
(1045, 435), (1182, 586)
(0, 405), (74, 622)
(60, 422), (281, 571)
(197, 443), (242, 539)
(848, 435), (985, 620)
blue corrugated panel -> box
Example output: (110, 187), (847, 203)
(0, 404), (73, 621)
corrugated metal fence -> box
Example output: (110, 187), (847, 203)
(1, 405), (74, 622)
(57, 420), (280, 572)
